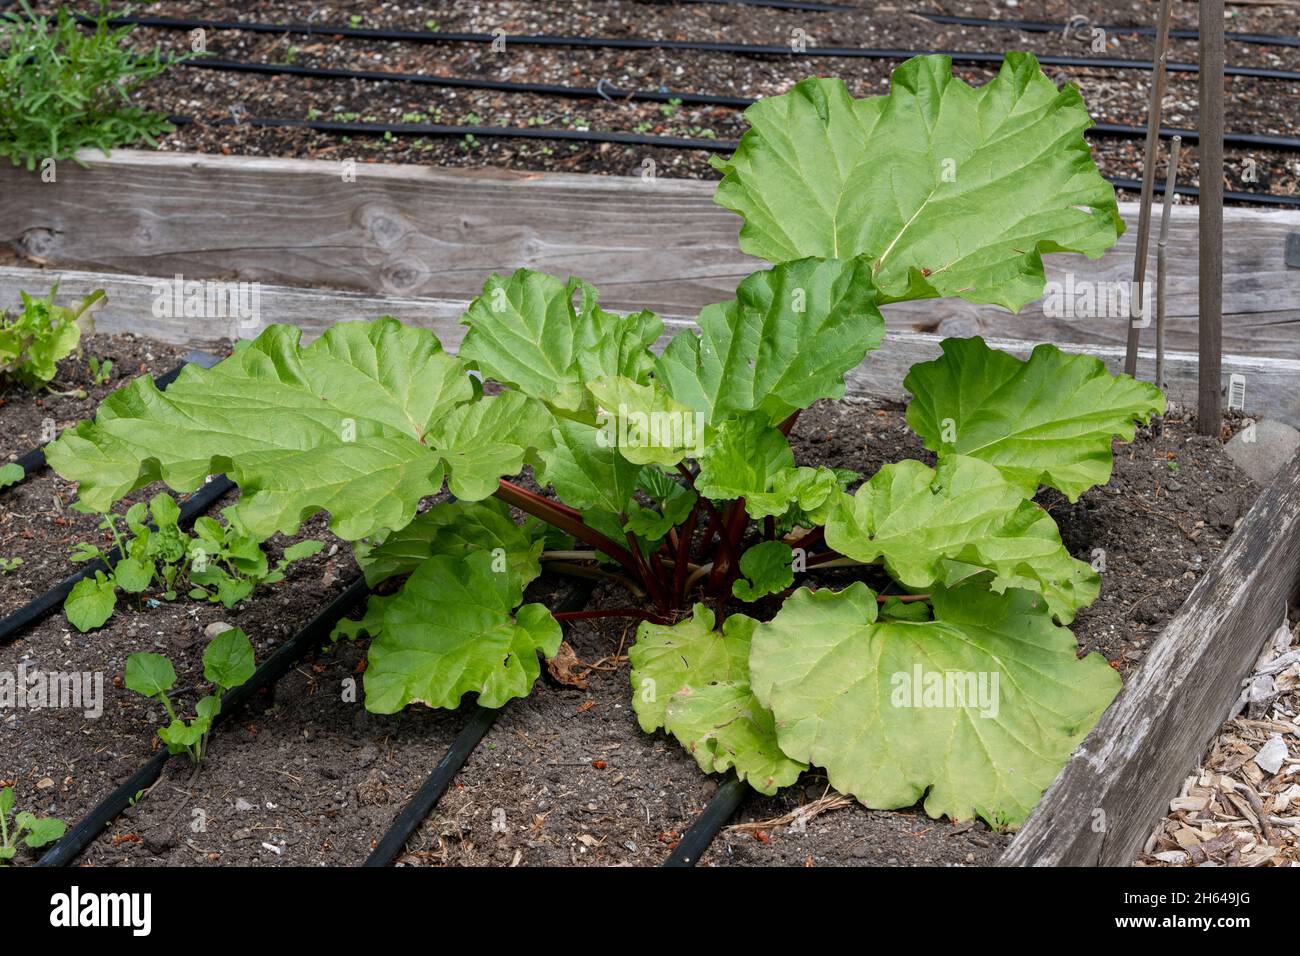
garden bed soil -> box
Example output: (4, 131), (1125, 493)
(21, 0), (1299, 204)
(0, 333), (1259, 866)
(0, 334), (225, 612)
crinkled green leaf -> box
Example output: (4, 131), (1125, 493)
(749, 583), (1121, 825)
(630, 604), (751, 733)
(534, 414), (640, 514)
(355, 498), (545, 592)
(711, 55), (1124, 310)
(124, 651), (176, 698)
(46, 319), (476, 540)
(363, 550), (561, 713)
(666, 681), (805, 795)
(745, 465), (841, 522)
(426, 390), (553, 500)
(694, 413), (793, 507)
(732, 540), (795, 601)
(586, 375), (703, 468)
(624, 486), (697, 544)
(825, 455), (1098, 621)
(459, 269), (662, 414)
(203, 627), (255, 690)
(905, 337), (1166, 500)
(630, 605), (804, 793)
(655, 258), (885, 425)
(0, 462), (23, 488)
(64, 572), (116, 632)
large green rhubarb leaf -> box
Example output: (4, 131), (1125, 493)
(824, 456), (1098, 621)
(426, 390), (554, 500)
(694, 413), (792, 507)
(459, 269), (661, 415)
(585, 375), (703, 468)
(354, 498), (545, 590)
(630, 605), (805, 794)
(534, 415), (641, 514)
(904, 337), (1165, 500)
(711, 55), (1124, 310)
(363, 550), (560, 713)
(749, 583), (1120, 825)
(655, 258), (885, 426)
(46, 320), (483, 540)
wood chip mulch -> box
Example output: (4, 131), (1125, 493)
(1137, 618), (1300, 867)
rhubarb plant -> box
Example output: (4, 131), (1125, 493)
(46, 53), (1165, 826)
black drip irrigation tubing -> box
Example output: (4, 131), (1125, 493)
(35, 576), (371, 866)
(363, 579), (595, 867)
(664, 774), (750, 866)
(94, 14), (1300, 83)
(1, 350), (219, 495)
(170, 113), (1300, 208)
(0, 475), (235, 644)
(182, 56), (1300, 154)
(919, 12), (1300, 50)
(1108, 175), (1300, 208)
(185, 57), (756, 109)
(185, 57), (1300, 153)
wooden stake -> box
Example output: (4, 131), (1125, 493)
(1199, 0), (1225, 435)
(1124, 0), (1175, 377)
(1156, 135), (1183, 391)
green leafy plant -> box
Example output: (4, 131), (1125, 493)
(0, 286), (102, 390)
(0, 2), (183, 169)
(47, 54), (1164, 826)
(0, 462), (23, 488)
(88, 355), (113, 385)
(0, 556), (22, 573)
(64, 493), (321, 631)
(124, 627), (255, 763)
(0, 786), (66, 864)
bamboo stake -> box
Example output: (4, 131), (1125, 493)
(1124, 0), (1175, 378)
(1156, 135), (1183, 392)
(1199, 0), (1225, 435)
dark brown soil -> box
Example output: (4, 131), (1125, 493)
(22, 0), (1298, 204)
(0, 333), (190, 461)
(0, 335), (222, 611)
(0, 333), (1259, 867)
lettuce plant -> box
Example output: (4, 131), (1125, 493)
(47, 54), (1165, 826)
(0, 285), (102, 390)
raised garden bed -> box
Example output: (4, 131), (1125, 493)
(4, 3), (1300, 874)
(1, 331), (1284, 867)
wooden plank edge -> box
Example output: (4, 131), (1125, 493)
(4, 265), (1299, 428)
(40, 150), (1300, 226)
(1000, 450), (1300, 866)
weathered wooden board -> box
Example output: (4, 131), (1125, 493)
(2, 150), (1299, 359)
(1001, 450), (1300, 867)
(4, 264), (1299, 429)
